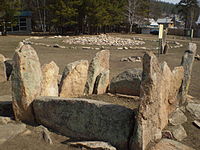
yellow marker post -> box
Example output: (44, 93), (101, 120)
(159, 24), (164, 39)
(158, 24), (164, 54)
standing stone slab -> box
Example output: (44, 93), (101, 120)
(33, 97), (135, 150)
(109, 69), (142, 96)
(85, 50), (110, 95)
(59, 60), (89, 98)
(93, 70), (110, 94)
(180, 43), (197, 103)
(41, 61), (59, 96)
(169, 109), (187, 126)
(11, 44), (42, 123)
(131, 52), (184, 150)
(0, 62), (6, 82)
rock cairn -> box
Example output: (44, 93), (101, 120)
(63, 34), (145, 46)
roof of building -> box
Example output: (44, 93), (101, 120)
(19, 11), (32, 17)
(157, 18), (173, 24)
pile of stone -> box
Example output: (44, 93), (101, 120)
(63, 34), (145, 46)
(11, 42), (110, 123)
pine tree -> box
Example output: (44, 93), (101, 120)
(177, 0), (199, 29)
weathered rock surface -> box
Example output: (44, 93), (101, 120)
(150, 139), (195, 150)
(131, 52), (184, 150)
(41, 61), (59, 96)
(0, 123), (26, 145)
(34, 125), (53, 144)
(85, 50), (110, 95)
(0, 117), (12, 125)
(186, 102), (200, 120)
(59, 60), (89, 98)
(69, 141), (116, 150)
(93, 70), (110, 94)
(11, 44), (42, 123)
(169, 109), (187, 126)
(0, 62), (6, 82)
(33, 97), (135, 150)
(4, 59), (13, 80)
(170, 125), (187, 141)
(0, 54), (5, 62)
(109, 69), (142, 96)
(180, 43), (197, 103)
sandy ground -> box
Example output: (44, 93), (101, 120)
(0, 34), (199, 150)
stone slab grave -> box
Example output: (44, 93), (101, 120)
(33, 97), (135, 150)
(131, 51), (184, 150)
(11, 43), (42, 123)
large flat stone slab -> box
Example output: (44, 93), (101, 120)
(33, 97), (135, 150)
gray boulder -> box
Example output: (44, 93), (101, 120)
(169, 108), (187, 126)
(33, 97), (135, 150)
(109, 69), (142, 96)
(186, 102), (200, 120)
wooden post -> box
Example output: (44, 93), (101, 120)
(158, 24), (163, 54)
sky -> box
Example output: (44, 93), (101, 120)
(161, 0), (180, 4)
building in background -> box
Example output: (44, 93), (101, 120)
(7, 11), (32, 35)
(157, 17), (174, 28)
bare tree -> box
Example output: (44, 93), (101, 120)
(35, 0), (46, 32)
(125, 0), (140, 33)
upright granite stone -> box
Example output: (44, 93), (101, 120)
(109, 69), (142, 96)
(11, 44), (42, 123)
(33, 97), (135, 150)
(59, 60), (89, 98)
(93, 70), (110, 94)
(131, 52), (184, 150)
(41, 61), (59, 96)
(180, 43), (197, 103)
(85, 50), (110, 95)
(0, 62), (6, 82)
